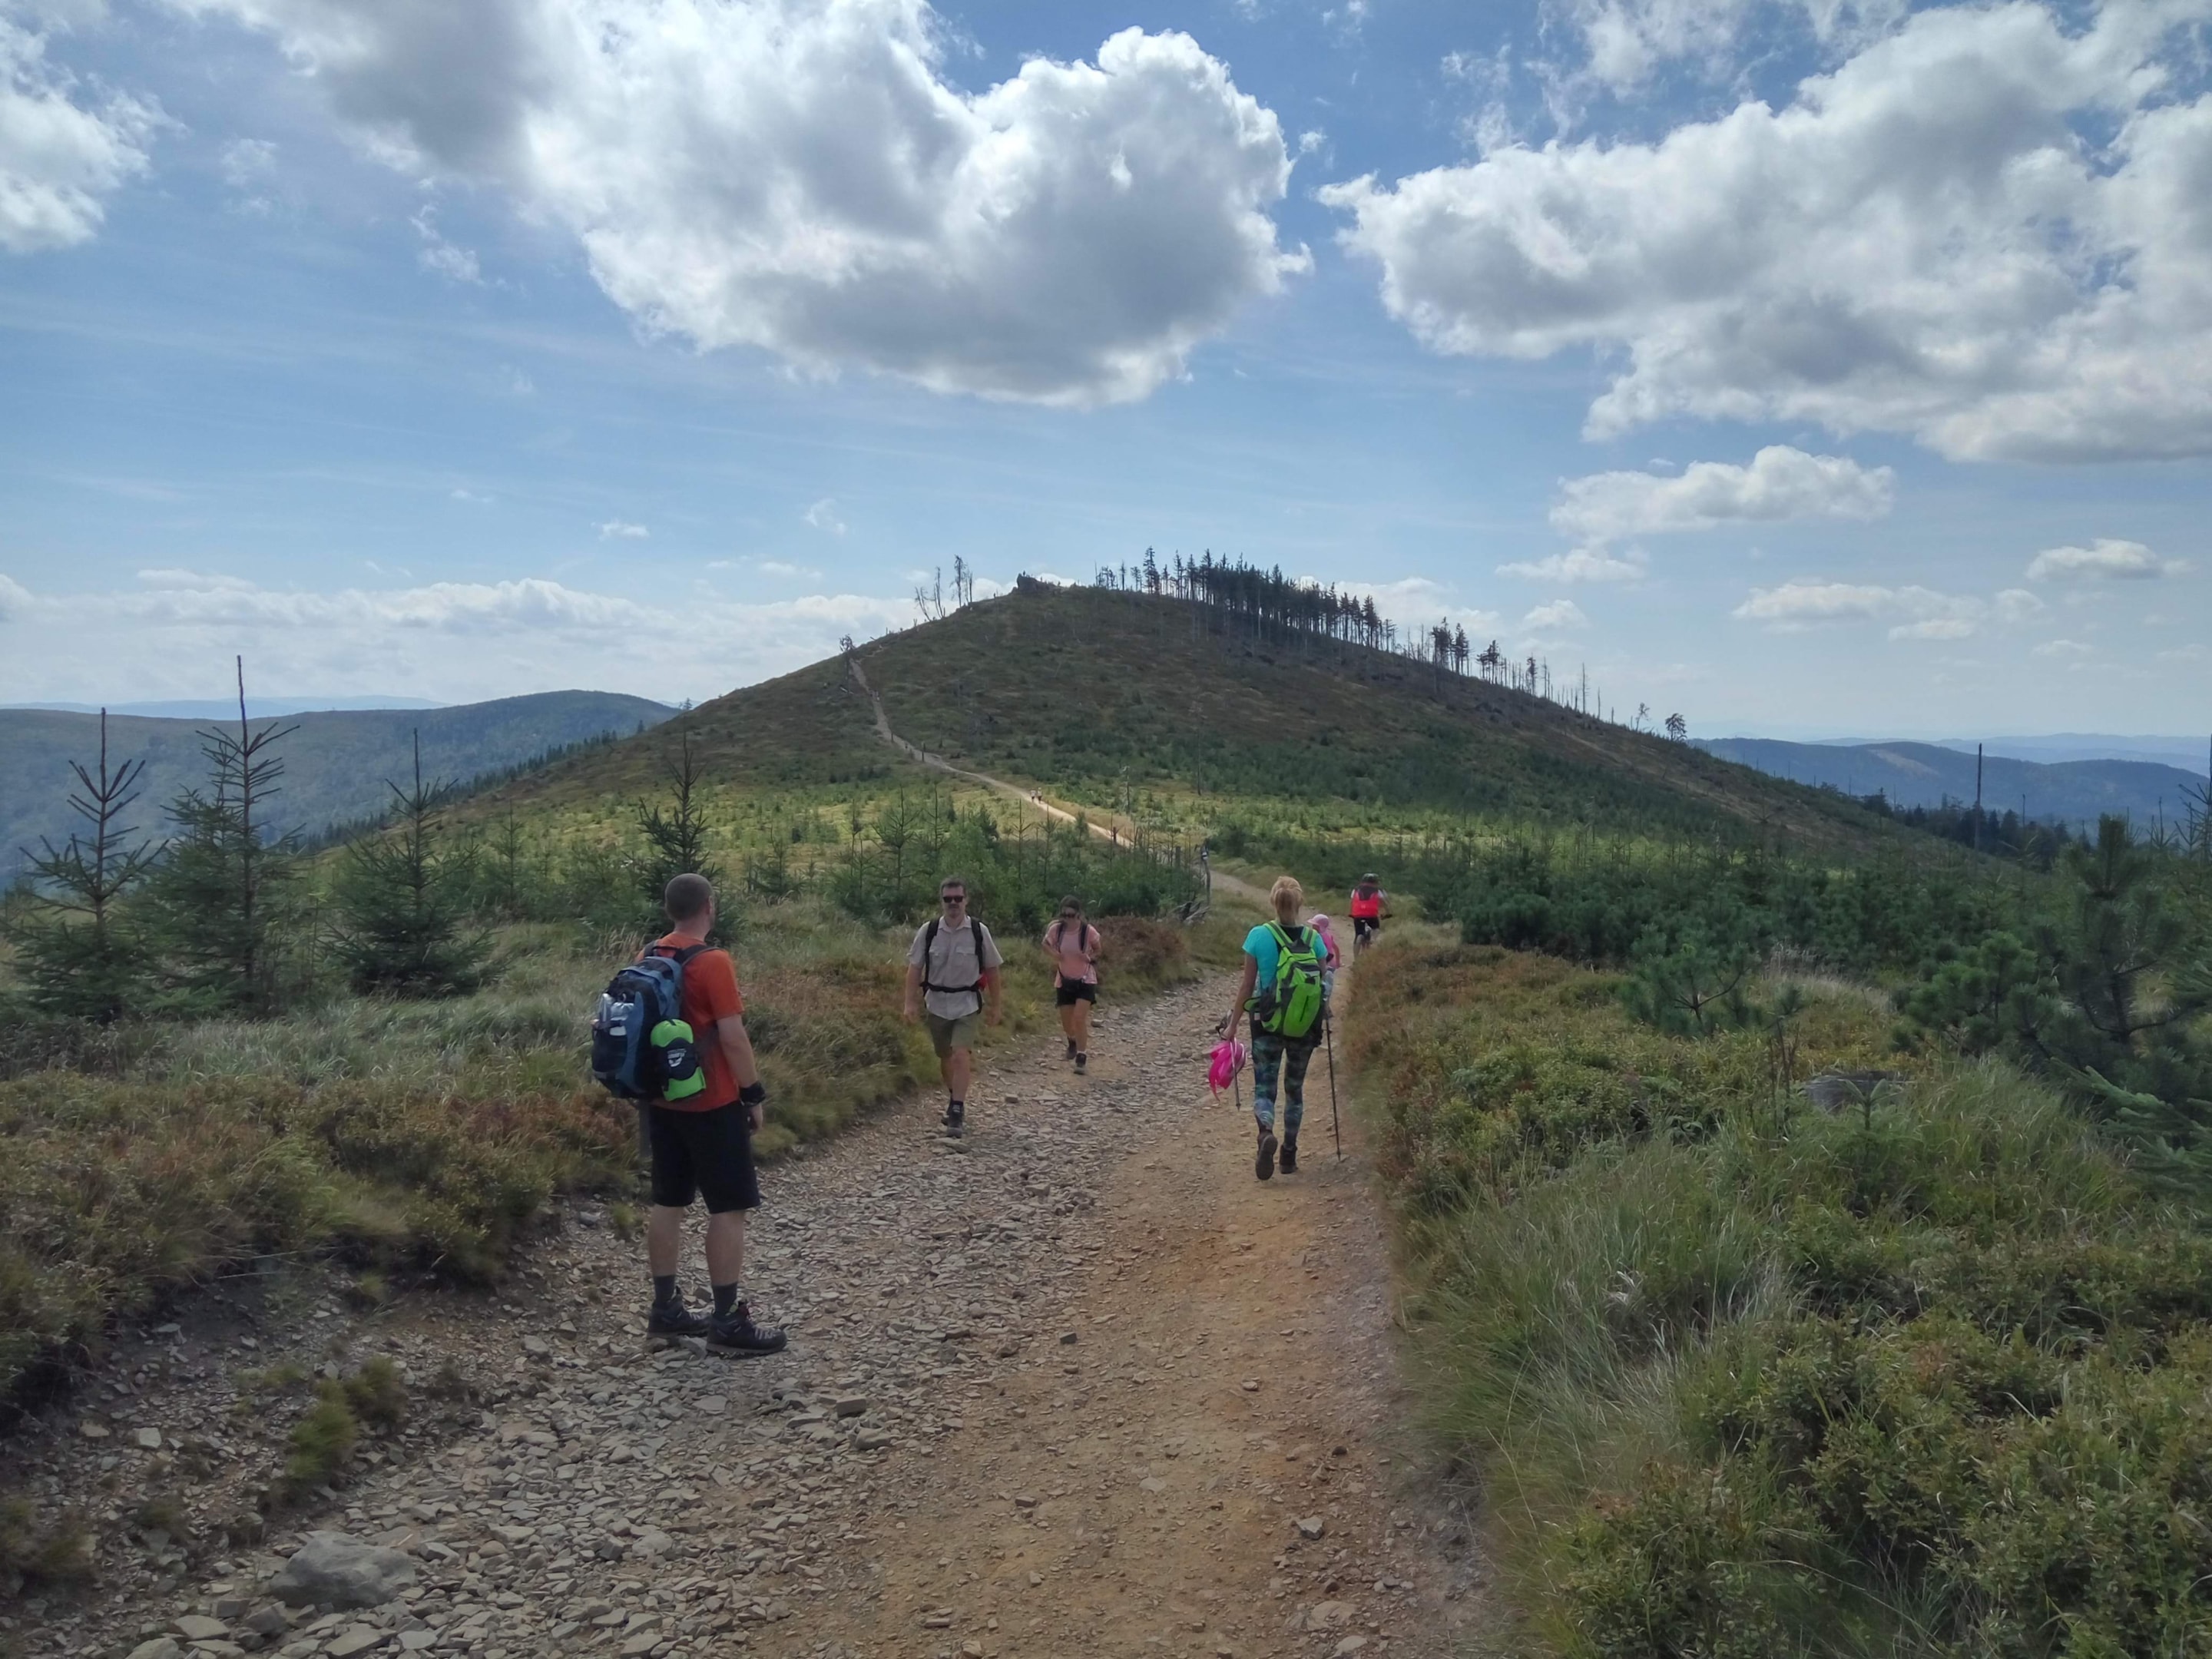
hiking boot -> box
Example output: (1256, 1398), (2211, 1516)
(943, 1101), (965, 1138)
(1280, 1137), (1298, 1175)
(647, 1299), (710, 1340)
(708, 1303), (787, 1357)
(1075, 1051), (1088, 1075)
(1256, 1127), (1277, 1182)
(1065, 1038), (1078, 1061)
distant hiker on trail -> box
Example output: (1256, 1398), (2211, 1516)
(1349, 874), (1390, 954)
(1221, 876), (1328, 1182)
(904, 876), (1002, 1138)
(637, 873), (786, 1356)
(1043, 895), (1101, 1075)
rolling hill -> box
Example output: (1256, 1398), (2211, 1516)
(484, 584), (1898, 852)
(2, 691), (674, 877)
(1696, 736), (2206, 830)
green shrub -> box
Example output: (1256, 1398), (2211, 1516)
(284, 1388), (358, 1492)
(340, 1356), (407, 1430)
(0, 1498), (95, 1586)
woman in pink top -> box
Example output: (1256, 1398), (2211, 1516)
(1042, 895), (1101, 1075)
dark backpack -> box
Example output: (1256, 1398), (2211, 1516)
(920, 916), (995, 1012)
(591, 943), (708, 1102)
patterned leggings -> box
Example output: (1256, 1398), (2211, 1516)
(1251, 1032), (1316, 1138)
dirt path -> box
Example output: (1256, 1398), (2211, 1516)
(845, 657), (1272, 915)
(22, 981), (1479, 1659)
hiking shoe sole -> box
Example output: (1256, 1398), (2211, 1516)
(708, 1325), (788, 1357)
(1256, 1129), (1277, 1182)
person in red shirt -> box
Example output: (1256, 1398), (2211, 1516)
(641, 872), (784, 1356)
(1349, 874), (1390, 955)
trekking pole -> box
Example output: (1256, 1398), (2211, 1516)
(1324, 1007), (1343, 1161)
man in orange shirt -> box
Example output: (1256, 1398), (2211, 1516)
(641, 872), (785, 1356)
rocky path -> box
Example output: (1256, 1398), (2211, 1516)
(18, 979), (1480, 1659)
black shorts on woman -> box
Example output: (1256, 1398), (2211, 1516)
(1055, 979), (1098, 1007)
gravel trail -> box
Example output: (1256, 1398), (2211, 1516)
(16, 978), (1482, 1658)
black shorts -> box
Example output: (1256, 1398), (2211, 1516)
(1353, 916), (1380, 942)
(1055, 980), (1098, 1007)
(646, 1102), (760, 1214)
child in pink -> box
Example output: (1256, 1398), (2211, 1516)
(1307, 913), (1343, 1005)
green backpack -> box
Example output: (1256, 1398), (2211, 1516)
(1250, 922), (1325, 1041)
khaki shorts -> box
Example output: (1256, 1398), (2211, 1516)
(924, 1010), (982, 1059)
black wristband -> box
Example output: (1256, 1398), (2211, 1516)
(738, 1082), (767, 1108)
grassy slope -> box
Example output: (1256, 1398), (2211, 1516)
(1349, 937), (2212, 1657)
(2, 692), (675, 876)
(485, 586), (1896, 855)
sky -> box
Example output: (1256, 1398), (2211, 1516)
(1, 0), (2207, 738)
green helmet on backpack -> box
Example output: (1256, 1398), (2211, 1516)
(1248, 921), (1325, 1041)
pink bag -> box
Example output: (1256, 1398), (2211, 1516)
(1207, 1038), (1248, 1104)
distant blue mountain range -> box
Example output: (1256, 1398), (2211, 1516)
(1697, 737), (2207, 830)
(2, 692), (674, 879)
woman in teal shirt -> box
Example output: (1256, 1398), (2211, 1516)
(1220, 874), (1321, 1181)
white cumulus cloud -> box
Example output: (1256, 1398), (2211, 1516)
(1551, 446), (1894, 545)
(2026, 538), (2187, 581)
(803, 498), (846, 536)
(2035, 637), (2094, 657)
(172, 0), (1305, 406)
(595, 520), (648, 540)
(0, 570), (33, 619)
(1323, 2), (2212, 461)
(0, 17), (160, 253)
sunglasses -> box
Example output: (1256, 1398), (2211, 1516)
(940, 892), (965, 903)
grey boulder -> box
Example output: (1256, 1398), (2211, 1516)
(267, 1531), (419, 1608)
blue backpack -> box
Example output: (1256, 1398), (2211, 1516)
(591, 943), (707, 1103)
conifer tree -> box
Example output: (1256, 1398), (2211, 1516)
(9, 709), (157, 1022)
(335, 731), (489, 995)
(635, 730), (722, 919)
(143, 659), (301, 1012)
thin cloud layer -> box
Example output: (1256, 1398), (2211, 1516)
(0, 16), (158, 253)
(174, 0), (1305, 405)
(1551, 0), (1906, 98)
(2027, 538), (2187, 581)
(1551, 445), (1894, 545)
(1497, 546), (1648, 584)
(0, 568), (914, 702)
(1326, 2), (2212, 461)
(1733, 578), (2021, 641)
